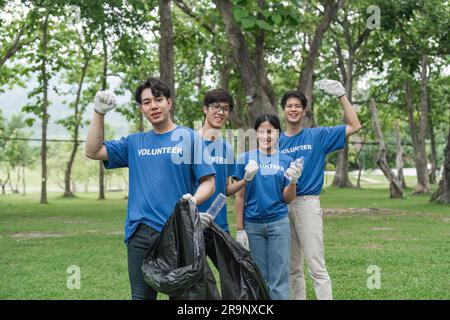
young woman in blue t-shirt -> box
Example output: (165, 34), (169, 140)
(235, 114), (302, 300)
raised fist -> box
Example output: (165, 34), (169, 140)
(315, 79), (346, 98)
(94, 90), (117, 114)
(244, 160), (259, 182)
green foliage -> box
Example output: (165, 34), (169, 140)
(1, 114), (38, 173)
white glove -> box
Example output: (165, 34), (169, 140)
(285, 161), (303, 185)
(315, 79), (346, 98)
(236, 229), (250, 251)
(182, 193), (198, 215)
(199, 212), (213, 229)
(244, 160), (259, 182)
(182, 193), (197, 206)
(94, 90), (117, 114)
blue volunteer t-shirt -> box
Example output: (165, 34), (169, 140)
(236, 150), (293, 223)
(279, 125), (346, 196)
(103, 126), (216, 244)
(196, 138), (236, 232)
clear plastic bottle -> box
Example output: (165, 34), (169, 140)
(284, 157), (305, 181)
(206, 193), (227, 219)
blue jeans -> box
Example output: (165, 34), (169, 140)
(245, 215), (291, 300)
(127, 223), (160, 300)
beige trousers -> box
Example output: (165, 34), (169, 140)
(288, 195), (332, 300)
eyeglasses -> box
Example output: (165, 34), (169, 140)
(285, 104), (304, 109)
(257, 128), (279, 136)
(208, 104), (231, 113)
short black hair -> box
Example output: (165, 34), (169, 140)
(203, 88), (234, 111)
(280, 91), (308, 109)
(254, 113), (281, 133)
(135, 77), (171, 105)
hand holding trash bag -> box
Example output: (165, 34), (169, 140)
(199, 212), (213, 229)
(182, 193), (197, 205)
(236, 229), (250, 251)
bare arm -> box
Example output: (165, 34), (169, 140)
(283, 184), (297, 204)
(340, 95), (362, 137)
(85, 111), (109, 160)
(235, 187), (245, 230)
(225, 177), (247, 196)
(194, 175), (215, 205)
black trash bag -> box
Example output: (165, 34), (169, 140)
(142, 199), (207, 299)
(208, 223), (271, 300)
(142, 198), (271, 300)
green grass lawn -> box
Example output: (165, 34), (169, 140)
(0, 187), (449, 300)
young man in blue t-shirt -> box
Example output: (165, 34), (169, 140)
(279, 80), (362, 300)
(196, 89), (258, 289)
(85, 78), (216, 300)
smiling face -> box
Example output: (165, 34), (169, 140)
(256, 121), (279, 153)
(283, 97), (306, 124)
(203, 102), (230, 129)
(139, 88), (172, 126)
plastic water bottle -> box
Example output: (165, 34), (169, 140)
(206, 193), (227, 220)
(284, 157), (305, 181)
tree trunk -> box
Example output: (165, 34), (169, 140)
(64, 53), (90, 197)
(404, 79), (418, 151)
(415, 55), (430, 193)
(370, 99), (403, 198)
(428, 102), (437, 184)
(215, 0), (276, 127)
(138, 112), (144, 132)
(40, 14), (49, 204)
(430, 126), (450, 203)
(22, 165), (26, 196)
(0, 171), (10, 195)
(15, 166), (21, 193)
(405, 76), (430, 194)
(298, 0), (344, 128)
(7, 167), (14, 193)
(99, 33), (107, 200)
(395, 123), (407, 189)
(333, 142), (353, 187)
(159, 0), (176, 120)
(354, 139), (364, 188)
(332, 29), (354, 188)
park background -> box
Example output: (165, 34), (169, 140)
(0, 0), (449, 299)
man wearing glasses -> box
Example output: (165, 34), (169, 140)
(196, 89), (259, 296)
(279, 80), (362, 300)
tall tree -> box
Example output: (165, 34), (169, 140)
(57, 26), (96, 197)
(370, 99), (403, 198)
(159, 0), (176, 120)
(367, 0), (449, 194)
(394, 123), (407, 189)
(214, 0), (276, 127)
(330, 1), (371, 187)
(430, 126), (450, 204)
(415, 54), (431, 193)
(98, 32), (108, 200)
(427, 102), (437, 184)
(39, 13), (50, 204)
(298, 0), (344, 128)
